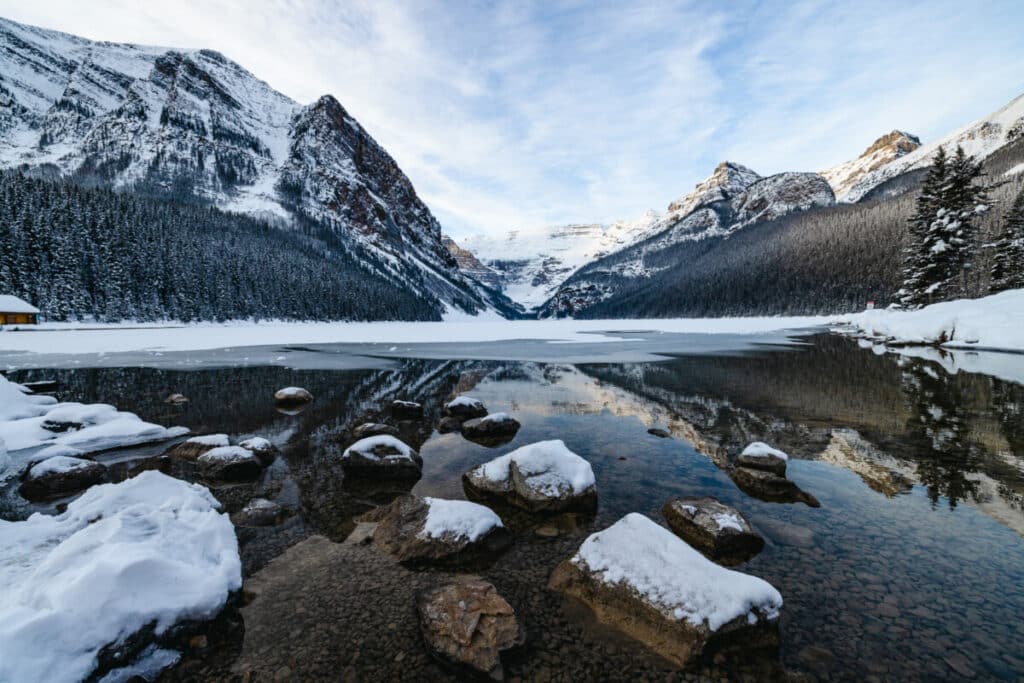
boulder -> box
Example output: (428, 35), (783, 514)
(197, 446), (263, 481)
(731, 467), (820, 507)
(352, 422), (400, 440)
(164, 393), (189, 405)
(391, 400), (424, 420)
(461, 413), (520, 444)
(416, 578), (524, 680)
(372, 494), (510, 567)
(238, 436), (278, 466)
(274, 386), (313, 406)
(736, 442), (788, 477)
(437, 416), (463, 434)
(548, 513), (782, 668)
(232, 498), (286, 527)
(445, 396), (488, 421)
(661, 497), (764, 565)
(19, 455), (108, 501)
(165, 434), (230, 461)
(340, 435), (422, 479)
(39, 403), (118, 433)
(463, 440), (597, 513)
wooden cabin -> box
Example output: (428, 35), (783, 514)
(0, 295), (40, 325)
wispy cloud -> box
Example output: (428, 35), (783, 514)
(2, 0), (1023, 239)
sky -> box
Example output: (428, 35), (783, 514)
(1, 1), (1023, 240)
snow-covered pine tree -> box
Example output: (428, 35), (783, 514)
(899, 145), (988, 307)
(988, 184), (1024, 293)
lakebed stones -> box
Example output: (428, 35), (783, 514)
(372, 494), (510, 567)
(445, 396), (488, 421)
(736, 442), (789, 477)
(341, 435), (422, 479)
(197, 446), (264, 481)
(661, 496), (764, 565)
(548, 513), (782, 668)
(416, 578), (524, 680)
(19, 455), (108, 501)
(165, 434), (230, 461)
(463, 439), (597, 514)
(461, 412), (521, 444)
(731, 466), (820, 507)
(352, 422), (400, 440)
(391, 400), (424, 420)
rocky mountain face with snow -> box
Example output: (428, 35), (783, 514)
(0, 17), (514, 318)
(821, 130), (921, 200)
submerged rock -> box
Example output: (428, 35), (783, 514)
(165, 434), (230, 461)
(461, 412), (521, 444)
(274, 386), (313, 406)
(445, 396), (488, 421)
(463, 439), (597, 513)
(731, 467), (820, 507)
(416, 578), (524, 680)
(736, 442), (789, 477)
(197, 446), (263, 481)
(352, 422), (400, 440)
(19, 455), (108, 501)
(437, 416), (464, 434)
(662, 496), (764, 565)
(341, 435), (422, 479)
(232, 498), (286, 527)
(391, 400), (424, 420)
(372, 494), (510, 567)
(548, 513), (782, 668)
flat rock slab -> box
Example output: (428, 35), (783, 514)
(661, 496), (764, 565)
(417, 579), (524, 680)
(731, 466), (820, 507)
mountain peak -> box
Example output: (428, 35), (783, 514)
(821, 129), (921, 200)
(667, 160), (761, 216)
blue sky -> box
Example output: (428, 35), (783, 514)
(3, 1), (1024, 239)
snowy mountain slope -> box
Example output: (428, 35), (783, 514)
(841, 93), (1024, 202)
(821, 130), (921, 200)
(0, 17), (511, 317)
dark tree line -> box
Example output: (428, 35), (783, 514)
(0, 171), (440, 322)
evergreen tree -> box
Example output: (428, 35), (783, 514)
(988, 185), (1024, 293)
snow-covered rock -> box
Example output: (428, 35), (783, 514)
(461, 412), (521, 444)
(232, 497), (286, 527)
(731, 466), (819, 507)
(463, 439), (597, 513)
(391, 399), (424, 420)
(274, 386), (313, 404)
(197, 445), (263, 481)
(238, 436), (277, 466)
(19, 455), (108, 501)
(340, 435), (422, 479)
(821, 130), (921, 200)
(0, 471), (241, 683)
(661, 497), (764, 565)
(736, 442), (789, 477)
(547, 513), (782, 667)
(165, 433), (230, 461)
(444, 395), (488, 420)
(372, 494), (509, 567)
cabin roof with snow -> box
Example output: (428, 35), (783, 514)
(0, 295), (40, 314)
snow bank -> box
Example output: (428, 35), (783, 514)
(0, 375), (188, 456)
(572, 513), (782, 630)
(479, 439), (595, 495)
(841, 289), (1024, 352)
(0, 471), (241, 683)
(420, 497), (503, 542)
(741, 442), (789, 461)
(342, 435), (417, 462)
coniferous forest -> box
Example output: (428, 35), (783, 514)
(0, 172), (440, 322)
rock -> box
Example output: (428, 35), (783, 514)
(19, 456), (108, 501)
(445, 396), (488, 420)
(165, 434), (230, 461)
(437, 416), (463, 434)
(343, 522), (378, 545)
(736, 442), (788, 477)
(274, 386), (313, 406)
(731, 467), (820, 507)
(391, 400), (424, 420)
(661, 497), (764, 565)
(239, 436), (278, 466)
(462, 440), (597, 514)
(548, 514), (782, 668)
(340, 435), (422, 479)
(756, 518), (815, 548)
(164, 393), (189, 405)
(352, 422), (400, 440)
(232, 498), (286, 527)
(197, 446), (264, 481)
(461, 412), (520, 444)
(416, 578), (524, 680)
(372, 494), (510, 567)
(647, 426), (671, 438)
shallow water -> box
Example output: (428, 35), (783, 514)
(4, 333), (1024, 681)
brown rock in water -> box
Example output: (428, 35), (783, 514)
(197, 446), (264, 481)
(461, 413), (520, 445)
(391, 400), (424, 420)
(164, 434), (229, 461)
(341, 436), (422, 480)
(372, 494), (510, 567)
(274, 386), (313, 406)
(444, 396), (488, 420)
(735, 453), (787, 477)
(19, 456), (108, 501)
(731, 467), (820, 507)
(416, 578), (524, 680)
(661, 496), (764, 565)
(232, 498), (287, 527)
(352, 422), (400, 440)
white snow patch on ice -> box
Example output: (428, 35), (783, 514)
(420, 497), (503, 542)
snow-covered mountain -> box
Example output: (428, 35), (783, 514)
(821, 130), (921, 200)
(0, 17), (512, 317)
(839, 93), (1024, 202)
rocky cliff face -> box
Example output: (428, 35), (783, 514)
(821, 130), (921, 200)
(0, 17), (508, 317)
